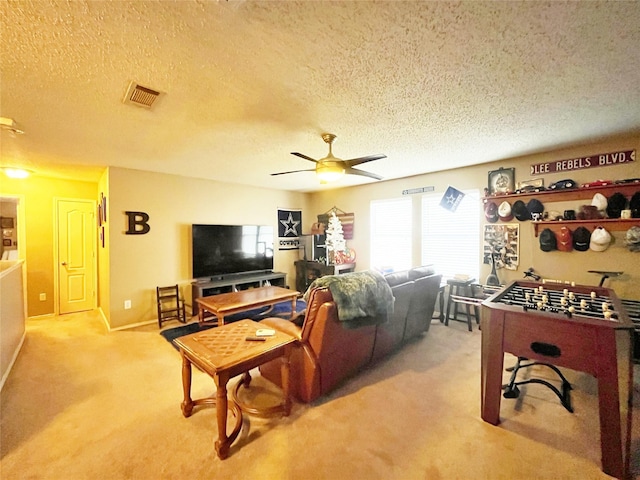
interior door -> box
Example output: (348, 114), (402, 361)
(57, 199), (96, 314)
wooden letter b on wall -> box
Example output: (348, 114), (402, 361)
(125, 211), (150, 235)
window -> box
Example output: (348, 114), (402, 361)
(421, 189), (481, 281)
(370, 197), (412, 272)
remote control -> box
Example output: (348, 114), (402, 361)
(245, 336), (266, 342)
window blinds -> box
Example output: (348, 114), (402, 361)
(421, 189), (481, 281)
(370, 197), (412, 272)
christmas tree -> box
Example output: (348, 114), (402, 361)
(325, 212), (346, 264)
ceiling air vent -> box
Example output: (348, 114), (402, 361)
(122, 81), (161, 109)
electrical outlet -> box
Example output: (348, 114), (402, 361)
(39, 293), (46, 301)
(124, 300), (131, 310)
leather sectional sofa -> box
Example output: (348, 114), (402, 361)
(259, 266), (442, 403)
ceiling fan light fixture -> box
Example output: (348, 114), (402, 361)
(273, 132), (385, 182)
(3, 168), (32, 179)
(316, 161), (345, 183)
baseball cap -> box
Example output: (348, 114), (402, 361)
(590, 226), (612, 252)
(484, 201), (498, 223)
(557, 226), (573, 252)
(591, 193), (608, 212)
(606, 192), (628, 218)
(498, 201), (513, 221)
(625, 226), (640, 252)
(577, 205), (602, 220)
(539, 228), (557, 252)
(573, 227), (591, 251)
(527, 199), (544, 216)
(630, 192), (640, 218)
(512, 200), (531, 221)
(549, 179), (577, 190)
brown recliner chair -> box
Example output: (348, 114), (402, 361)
(258, 286), (377, 403)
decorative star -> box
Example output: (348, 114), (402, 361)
(280, 212), (300, 236)
(446, 193), (458, 205)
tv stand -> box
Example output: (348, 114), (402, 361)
(191, 271), (287, 317)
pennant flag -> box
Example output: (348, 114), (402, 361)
(439, 186), (465, 213)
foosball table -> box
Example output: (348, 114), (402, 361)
(480, 280), (634, 480)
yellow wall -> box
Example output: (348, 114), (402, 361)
(105, 167), (310, 329)
(97, 170), (110, 323)
(0, 175), (98, 316)
(309, 133), (640, 299)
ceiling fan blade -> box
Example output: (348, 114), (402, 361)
(343, 154), (387, 167)
(291, 152), (319, 163)
(345, 166), (383, 180)
(271, 168), (316, 176)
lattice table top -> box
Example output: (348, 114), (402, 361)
(174, 319), (295, 375)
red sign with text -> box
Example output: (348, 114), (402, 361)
(530, 149), (635, 176)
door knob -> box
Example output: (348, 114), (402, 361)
(61, 262), (67, 266)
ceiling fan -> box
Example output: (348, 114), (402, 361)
(271, 133), (386, 183)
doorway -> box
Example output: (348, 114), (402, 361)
(56, 199), (96, 314)
(0, 197), (20, 260)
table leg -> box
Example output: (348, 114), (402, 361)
(463, 288), (473, 332)
(181, 353), (194, 417)
(481, 313), (504, 425)
(289, 297), (297, 320)
(281, 345), (292, 416)
(214, 372), (231, 459)
(595, 329), (632, 480)
(445, 286), (452, 326)
(241, 370), (252, 388)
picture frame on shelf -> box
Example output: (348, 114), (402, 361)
(487, 167), (515, 195)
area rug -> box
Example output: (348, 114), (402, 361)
(160, 299), (306, 348)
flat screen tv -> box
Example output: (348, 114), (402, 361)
(192, 224), (274, 280)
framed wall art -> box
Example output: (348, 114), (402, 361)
(487, 167), (515, 195)
(483, 223), (519, 270)
(0, 217), (14, 229)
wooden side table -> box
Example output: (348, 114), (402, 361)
(173, 319), (296, 459)
(294, 260), (355, 292)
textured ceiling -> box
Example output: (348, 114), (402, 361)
(1, 0), (639, 192)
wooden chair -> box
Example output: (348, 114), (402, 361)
(156, 285), (187, 328)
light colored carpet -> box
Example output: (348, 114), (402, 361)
(1, 310), (639, 480)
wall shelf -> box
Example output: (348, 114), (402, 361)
(482, 182), (640, 237)
(533, 218), (640, 237)
(483, 182), (640, 205)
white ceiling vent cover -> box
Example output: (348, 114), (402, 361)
(123, 81), (161, 109)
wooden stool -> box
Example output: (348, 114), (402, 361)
(445, 278), (479, 331)
(432, 282), (446, 322)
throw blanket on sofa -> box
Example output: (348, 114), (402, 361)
(304, 270), (394, 328)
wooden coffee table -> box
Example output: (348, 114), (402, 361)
(174, 319), (296, 459)
(195, 286), (299, 326)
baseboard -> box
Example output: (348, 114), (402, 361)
(108, 318), (156, 331)
(0, 330), (26, 392)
